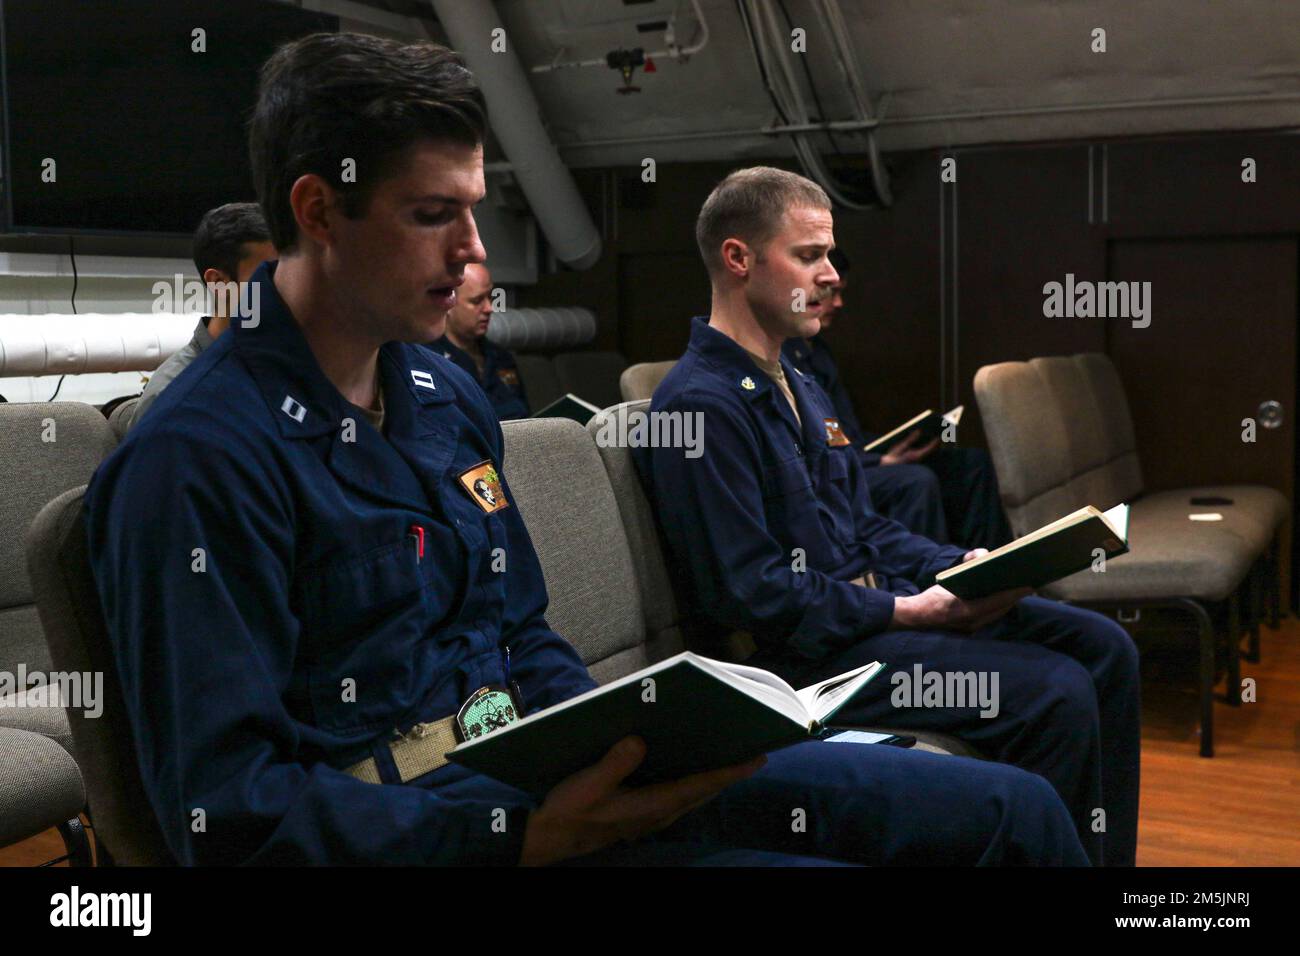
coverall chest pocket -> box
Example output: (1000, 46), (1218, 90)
(761, 455), (814, 500)
(824, 446), (854, 490)
(292, 538), (428, 733)
(292, 539), (424, 646)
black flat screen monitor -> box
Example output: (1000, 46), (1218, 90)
(0, 0), (338, 237)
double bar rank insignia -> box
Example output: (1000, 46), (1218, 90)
(458, 461), (510, 513)
(824, 418), (851, 446)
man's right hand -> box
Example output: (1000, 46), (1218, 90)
(519, 736), (766, 866)
(880, 430), (940, 466)
(891, 584), (1032, 633)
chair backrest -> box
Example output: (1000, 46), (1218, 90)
(619, 361), (676, 403)
(107, 396), (141, 439)
(0, 403), (118, 677)
(514, 354), (563, 412)
(26, 486), (174, 865)
(553, 350), (627, 411)
(586, 401), (686, 669)
(1074, 352), (1144, 502)
(974, 352), (1145, 536)
(501, 418), (654, 683)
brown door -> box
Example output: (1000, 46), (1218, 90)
(1107, 236), (1296, 597)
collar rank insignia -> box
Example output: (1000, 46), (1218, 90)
(741, 376), (756, 390)
(280, 395), (307, 423)
(497, 368), (520, 387)
(824, 417), (851, 447)
(455, 686), (519, 741)
(458, 460), (510, 514)
(411, 369), (437, 390)
(442, 351), (452, 359)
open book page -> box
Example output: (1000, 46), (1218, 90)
(794, 660), (886, 724)
(693, 656), (811, 725)
(1102, 502), (1130, 541)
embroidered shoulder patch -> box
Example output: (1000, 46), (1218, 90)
(824, 417), (851, 447)
(458, 460), (510, 513)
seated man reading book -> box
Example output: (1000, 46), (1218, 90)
(86, 34), (1086, 867)
(781, 248), (1013, 550)
(637, 166), (1140, 867)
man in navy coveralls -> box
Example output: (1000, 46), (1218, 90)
(87, 34), (1087, 866)
(638, 167), (1139, 866)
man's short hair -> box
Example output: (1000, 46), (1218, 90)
(249, 32), (488, 252)
(695, 166), (831, 276)
(192, 202), (270, 281)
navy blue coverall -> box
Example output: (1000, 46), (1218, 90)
(85, 270), (1086, 866)
(640, 318), (1140, 866)
(783, 334), (1012, 550)
(435, 334), (530, 420)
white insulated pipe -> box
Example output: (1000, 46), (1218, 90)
(0, 314), (196, 376)
(429, 0), (602, 270)
(484, 307), (597, 351)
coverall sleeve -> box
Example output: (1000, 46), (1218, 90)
(86, 426), (532, 866)
(648, 391), (894, 660)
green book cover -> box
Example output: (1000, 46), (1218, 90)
(936, 503), (1129, 600)
(530, 392), (602, 426)
(447, 653), (883, 796)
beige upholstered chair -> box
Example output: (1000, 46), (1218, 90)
(975, 352), (1288, 756)
(619, 361), (676, 403)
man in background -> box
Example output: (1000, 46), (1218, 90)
(129, 202), (276, 427)
(435, 262), (529, 419)
(783, 248), (1012, 550)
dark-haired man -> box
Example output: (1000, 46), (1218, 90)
(129, 202), (275, 427)
(782, 248), (1012, 550)
(435, 262), (529, 419)
(638, 166), (1140, 866)
(88, 35), (1084, 867)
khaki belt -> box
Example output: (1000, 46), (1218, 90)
(343, 715), (460, 784)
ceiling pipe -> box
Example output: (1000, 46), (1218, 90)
(428, 0), (602, 270)
(553, 91), (1300, 152)
(0, 314), (195, 375)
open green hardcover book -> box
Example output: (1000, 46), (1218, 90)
(447, 652), (885, 796)
(530, 392), (602, 426)
(863, 405), (963, 453)
(936, 502), (1130, 600)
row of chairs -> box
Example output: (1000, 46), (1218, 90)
(2, 346), (1286, 862)
(618, 351), (1289, 757)
(4, 397), (973, 865)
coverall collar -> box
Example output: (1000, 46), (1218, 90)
(232, 260), (453, 442)
(687, 315), (828, 455)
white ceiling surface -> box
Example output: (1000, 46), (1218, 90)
(483, 0), (1300, 166)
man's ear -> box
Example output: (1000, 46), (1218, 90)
(720, 238), (752, 279)
(288, 173), (341, 248)
(203, 268), (233, 288)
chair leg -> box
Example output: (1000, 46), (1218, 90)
(1225, 592), (1242, 706)
(56, 817), (93, 867)
(1268, 536), (1281, 630)
(1176, 598), (1216, 758)
(1245, 562), (1262, 663)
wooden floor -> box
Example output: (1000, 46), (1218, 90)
(4, 617), (1298, 867)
